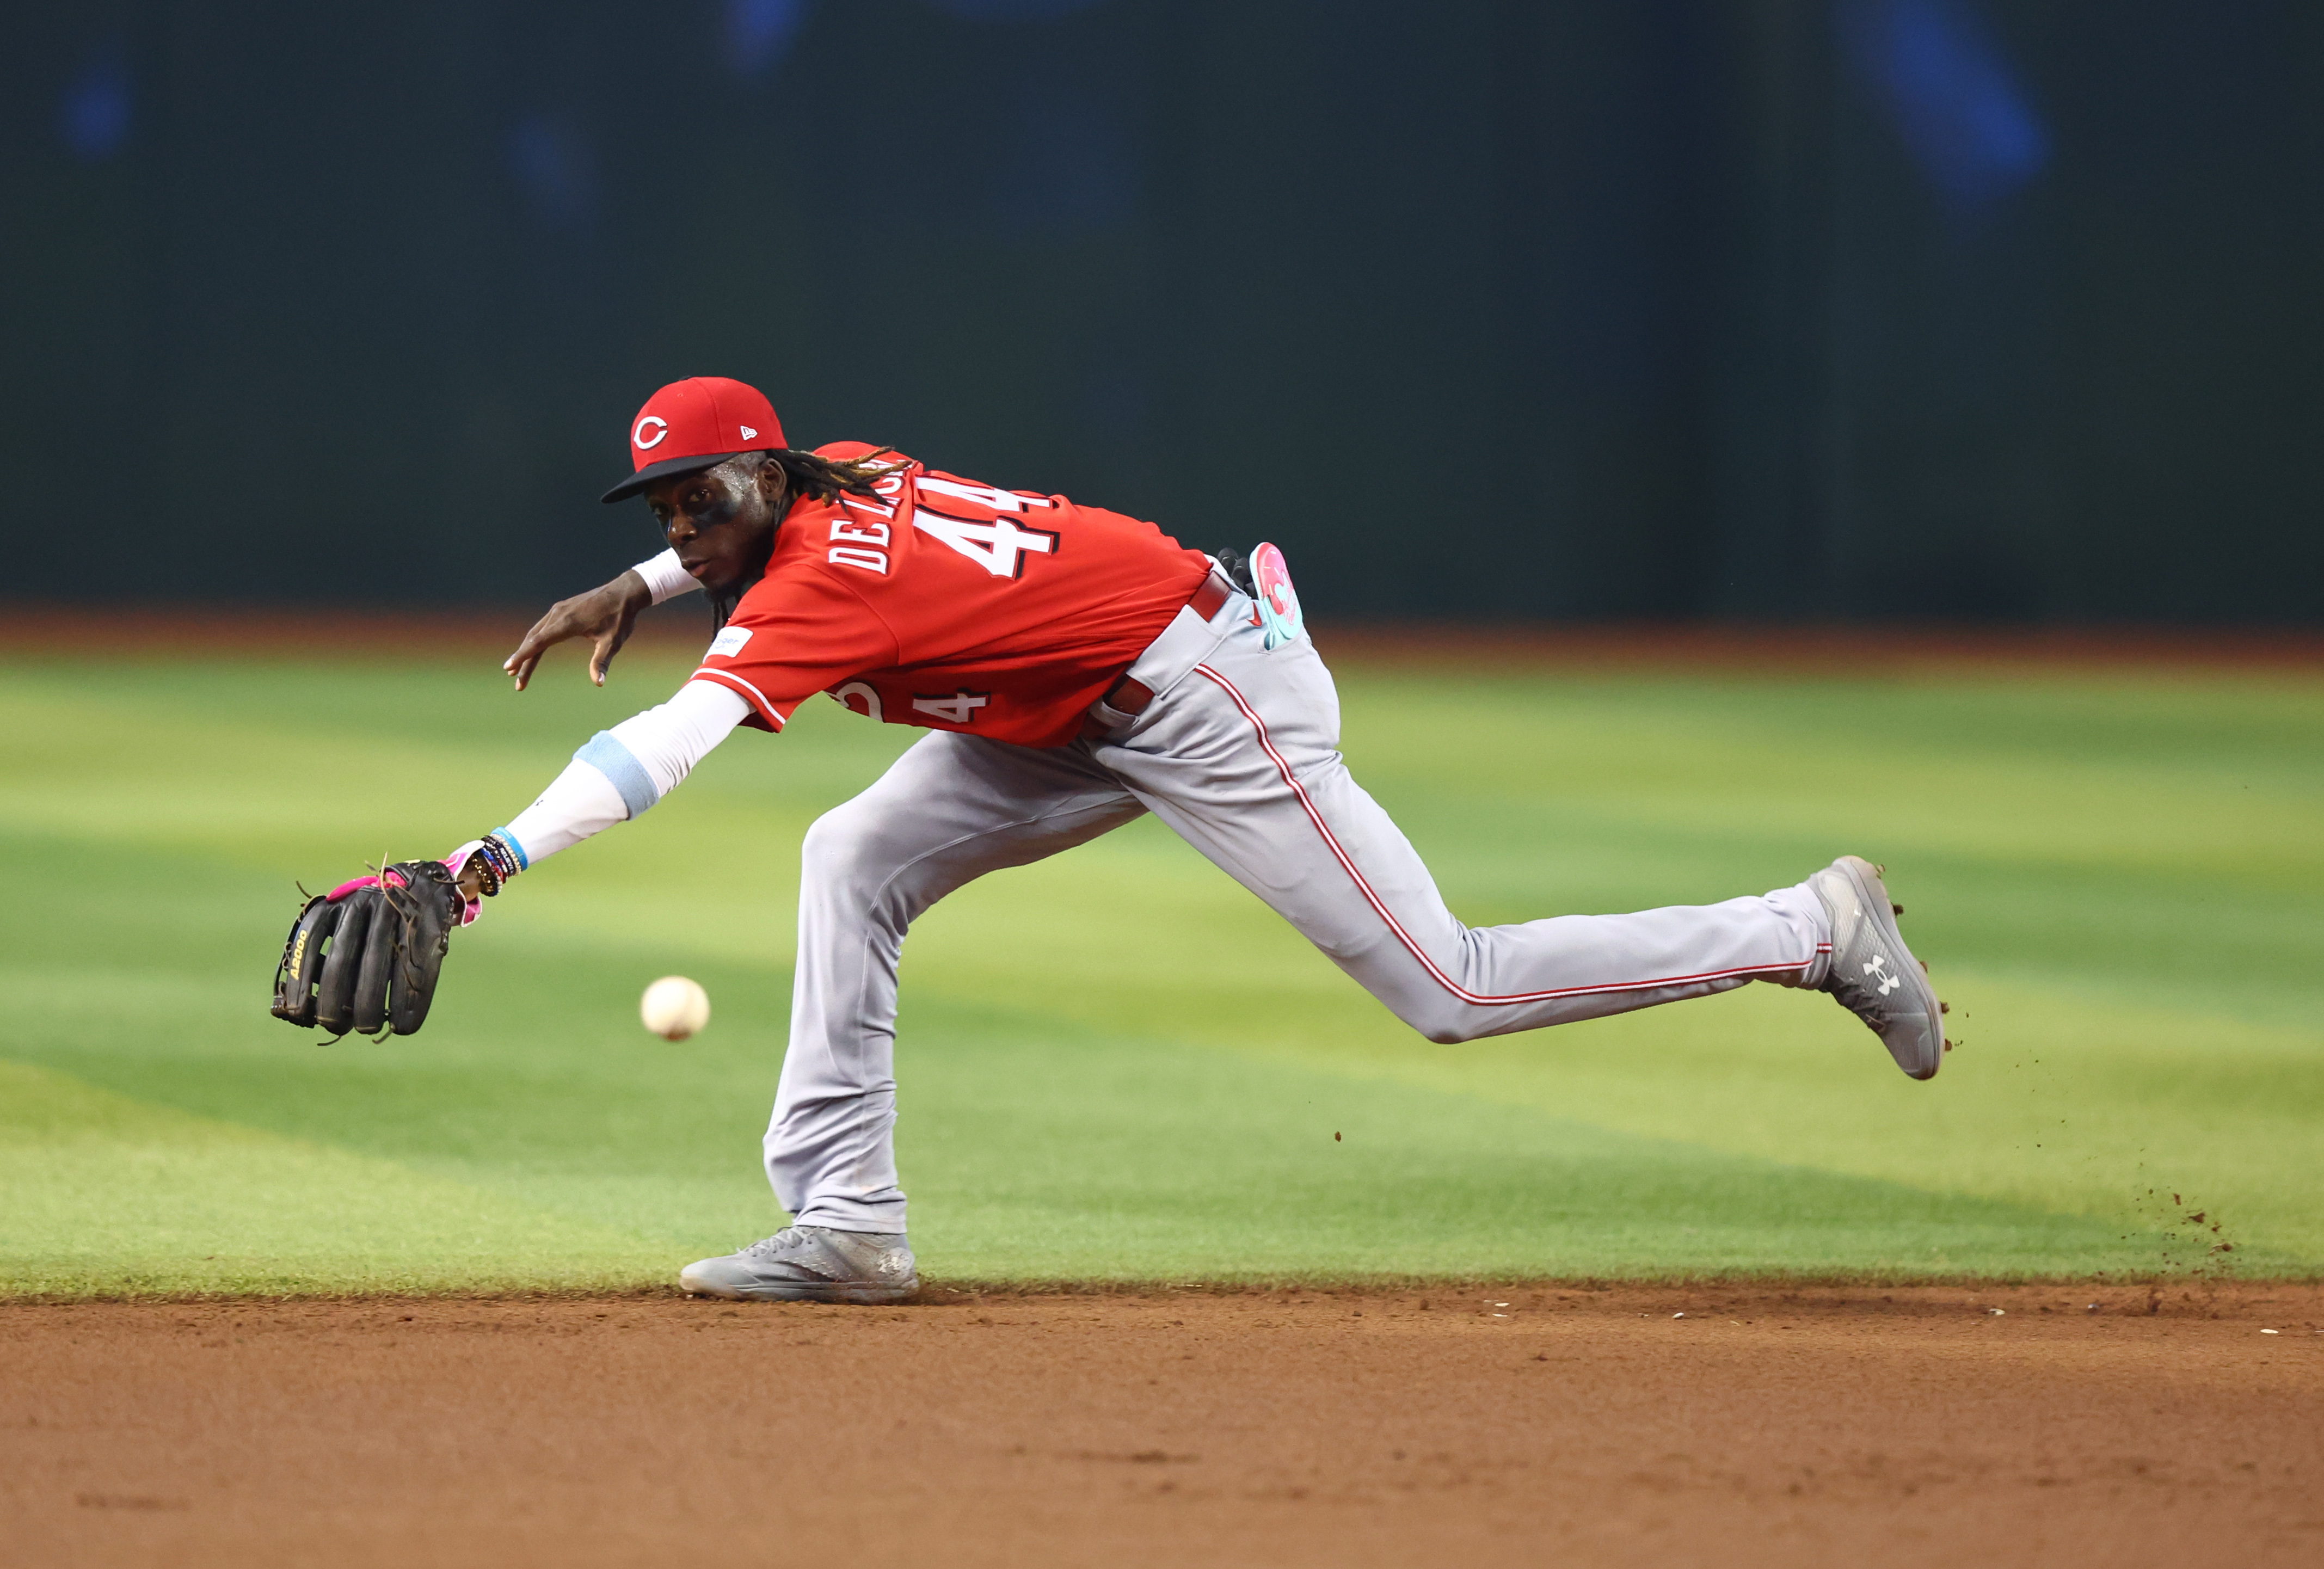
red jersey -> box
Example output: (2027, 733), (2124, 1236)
(691, 444), (1212, 748)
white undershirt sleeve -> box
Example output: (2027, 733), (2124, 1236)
(500, 759), (630, 863)
(604, 679), (752, 798)
(499, 680), (751, 866)
(632, 547), (702, 604)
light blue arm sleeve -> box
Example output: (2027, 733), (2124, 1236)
(502, 679), (753, 865)
(574, 732), (660, 818)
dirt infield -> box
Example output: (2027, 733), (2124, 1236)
(6, 1283), (2319, 1568)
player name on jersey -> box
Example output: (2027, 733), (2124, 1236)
(690, 444), (1211, 749)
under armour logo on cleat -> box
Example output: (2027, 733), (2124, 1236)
(1864, 953), (1904, 996)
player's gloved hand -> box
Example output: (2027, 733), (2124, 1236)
(442, 835), (522, 912)
(503, 568), (653, 691)
(271, 859), (466, 1038)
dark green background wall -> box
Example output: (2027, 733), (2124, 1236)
(5, 1), (2318, 620)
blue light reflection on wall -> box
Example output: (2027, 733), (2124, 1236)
(1838, 0), (2050, 207)
(61, 51), (133, 161)
(727, 0), (810, 77)
(507, 115), (599, 229)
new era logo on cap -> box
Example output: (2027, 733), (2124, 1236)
(602, 377), (786, 503)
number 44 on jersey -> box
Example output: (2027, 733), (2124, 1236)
(912, 477), (1060, 579)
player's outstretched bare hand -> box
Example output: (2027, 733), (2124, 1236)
(503, 569), (652, 690)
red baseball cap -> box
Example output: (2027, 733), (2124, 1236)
(600, 376), (786, 502)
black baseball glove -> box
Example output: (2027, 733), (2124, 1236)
(272, 859), (464, 1037)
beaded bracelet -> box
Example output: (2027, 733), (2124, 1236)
(471, 833), (524, 896)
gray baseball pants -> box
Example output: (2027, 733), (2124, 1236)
(767, 599), (1835, 1232)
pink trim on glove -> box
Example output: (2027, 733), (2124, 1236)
(439, 847), (487, 927)
(323, 863), (478, 926)
(323, 866), (408, 903)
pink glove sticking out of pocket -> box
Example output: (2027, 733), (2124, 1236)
(1251, 542), (1305, 651)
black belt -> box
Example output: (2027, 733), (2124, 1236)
(1097, 572), (1234, 717)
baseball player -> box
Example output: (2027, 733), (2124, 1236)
(273, 375), (1948, 1304)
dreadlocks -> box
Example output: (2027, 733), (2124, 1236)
(706, 447), (902, 627)
(771, 446), (897, 506)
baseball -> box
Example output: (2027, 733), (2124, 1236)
(639, 975), (711, 1041)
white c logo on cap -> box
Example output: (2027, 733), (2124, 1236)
(633, 415), (668, 451)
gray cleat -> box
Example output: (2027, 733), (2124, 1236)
(679, 1225), (919, 1304)
(1807, 855), (1948, 1081)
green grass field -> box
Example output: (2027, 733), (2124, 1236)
(3, 639), (2319, 1296)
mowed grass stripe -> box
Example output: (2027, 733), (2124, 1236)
(0, 1060), (670, 1296)
(0, 990), (2155, 1290)
(0, 652), (2317, 1292)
